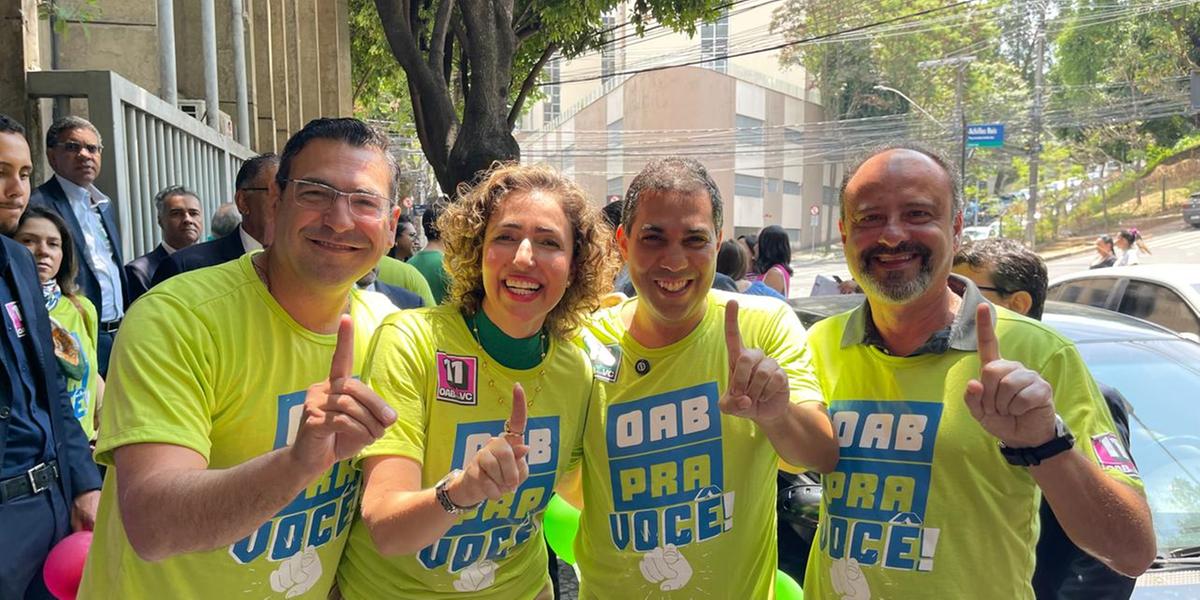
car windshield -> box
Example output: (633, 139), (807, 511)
(1075, 338), (1200, 555)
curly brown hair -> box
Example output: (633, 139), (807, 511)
(440, 163), (619, 338)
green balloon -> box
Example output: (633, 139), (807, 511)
(543, 495), (581, 565)
(776, 569), (804, 600)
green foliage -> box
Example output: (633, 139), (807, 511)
(771, 0), (1012, 121)
(38, 0), (101, 37)
(349, 0), (414, 122)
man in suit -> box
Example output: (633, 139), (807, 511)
(209, 202), (241, 239)
(355, 266), (423, 309)
(124, 185), (203, 303)
(0, 113), (102, 599)
(29, 116), (126, 376)
(151, 154), (279, 285)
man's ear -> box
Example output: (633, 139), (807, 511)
(616, 224), (629, 261)
(1009, 290), (1033, 317)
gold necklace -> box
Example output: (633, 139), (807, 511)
(469, 311), (548, 408)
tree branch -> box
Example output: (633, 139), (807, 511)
(508, 43), (558, 128)
(429, 0), (457, 72)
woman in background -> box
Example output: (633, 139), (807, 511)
(13, 205), (103, 439)
(717, 240), (784, 300)
(752, 225), (794, 297)
(1115, 228), (1150, 266)
(1090, 235), (1116, 269)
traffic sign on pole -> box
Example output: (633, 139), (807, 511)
(967, 124), (1005, 147)
(809, 205), (820, 216)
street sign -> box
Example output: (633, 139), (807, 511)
(967, 124), (1005, 147)
(809, 205), (820, 216)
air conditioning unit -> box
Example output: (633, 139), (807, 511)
(177, 99), (235, 138)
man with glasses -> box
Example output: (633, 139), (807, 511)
(79, 118), (401, 598)
(152, 154), (280, 286)
(31, 116), (126, 375)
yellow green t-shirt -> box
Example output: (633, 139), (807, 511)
(78, 252), (397, 599)
(574, 291), (824, 599)
(49, 294), (99, 439)
(337, 303), (595, 599)
(802, 305), (1145, 600)
(378, 255), (436, 307)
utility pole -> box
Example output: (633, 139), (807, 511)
(918, 56), (976, 199)
(1026, 3), (1046, 247)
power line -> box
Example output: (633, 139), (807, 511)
(539, 0), (974, 86)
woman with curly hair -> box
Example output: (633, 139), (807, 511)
(337, 163), (618, 600)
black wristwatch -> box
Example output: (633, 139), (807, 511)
(999, 415), (1075, 467)
(434, 469), (481, 515)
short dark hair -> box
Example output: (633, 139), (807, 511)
(754, 225), (794, 276)
(954, 238), (1048, 320)
(623, 157), (722, 232)
(17, 206), (80, 295)
(422, 200), (445, 241)
(46, 116), (102, 149)
(0, 114), (26, 136)
(236, 153), (280, 191)
(840, 142), (961, 220)
(276, 118), (399, 199)
(154, 185), (200, 216)
(395, 213), (414, 241)
(601, 200), (624, 232)
(717, 239), (747, 280)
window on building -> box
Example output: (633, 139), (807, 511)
(736, 114), (764, 148)
(783, 180), (801, 196)
(543, 57), (561, 124)
(735, 174), (763, 198)
(700, 9), (729, 73)
(602, 14), (617, 85)
(608, 176), (624, 197)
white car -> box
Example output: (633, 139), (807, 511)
(1047, 264), (1200, 339)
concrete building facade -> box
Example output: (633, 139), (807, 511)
(1, 0), (352, 154)
(517, 1), (844, 246)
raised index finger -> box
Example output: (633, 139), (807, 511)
(724, 300), (743, 365)
(508, 383), (528, 436)
(975, 302), (1001, 365)
(330, 314), (354, 383)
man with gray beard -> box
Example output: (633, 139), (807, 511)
(801, 144), (1154, 599)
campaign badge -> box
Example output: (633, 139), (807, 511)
(436, 352), (478, 405)
(5, 301), (26, 338)
(1092, 433), (1139, 477)
(582, 334), (621, 383)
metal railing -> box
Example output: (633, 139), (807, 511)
(27, 70), (255, 259)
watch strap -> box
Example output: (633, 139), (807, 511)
(1000, 433), (1075, 466)
(434, 469), (479, 515)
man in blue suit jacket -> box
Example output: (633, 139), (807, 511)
(29, 116), (127, 376)
(0, 114), (102, 599)
(124, 185), (203, 303)
(151, 154), (279, 286)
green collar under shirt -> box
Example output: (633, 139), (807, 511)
(465, 308), (547, 370)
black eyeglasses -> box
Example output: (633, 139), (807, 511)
(55, 141), (103, 155)
(287, 178), (392, 220)
(240, 187), (268, 192)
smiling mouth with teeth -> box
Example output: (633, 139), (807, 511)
(505, 279), (542, 295)
(657, 279), (690, 292)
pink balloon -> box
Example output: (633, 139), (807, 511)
(43, 531), (92, 600)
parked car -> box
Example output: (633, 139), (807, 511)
(1047, 265), (1200, 340)
(781, 295), (1200, 597)
(1184, 192), (1200, 228)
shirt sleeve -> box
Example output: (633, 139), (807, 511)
(1041, 344), (1145, 493)
(93, 292), (217, 466)
(358, 316), (431, 466)
(754, 300), (825, 407)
